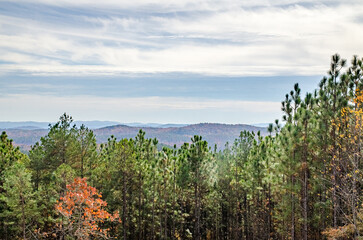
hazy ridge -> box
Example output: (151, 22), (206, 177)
(1, 122), (267, 151)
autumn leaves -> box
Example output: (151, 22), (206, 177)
(55, 177), (120, 239)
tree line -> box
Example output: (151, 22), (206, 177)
(0, 54), (362, 239)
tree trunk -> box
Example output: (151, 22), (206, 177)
(291, 174), (295, 240)
(195, 174), (201, 240)
(138, 172), (142, 240)
(122, 171), (127, 240)
(243, 193), (248, 240)
(21, 193), (26, 240)
(302, 122), (309, 240)
(291, 150), (296, 240)
(151, 184), (156, 240)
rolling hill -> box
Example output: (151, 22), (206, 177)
(94, 123), (266, 148)
(1, 123), (267, 151)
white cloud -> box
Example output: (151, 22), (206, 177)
(3, 0), (355, 123)
(0, 1), (362, 76)
(6, 0), (362, 11)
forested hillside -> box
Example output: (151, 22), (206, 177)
(2, 123), (266, 152)
(94, 123), (264, 148)
(0, 54), (362, 239)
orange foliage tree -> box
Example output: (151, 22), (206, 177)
(55, 177), (120, 239)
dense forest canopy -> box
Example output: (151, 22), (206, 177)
(0, 54), (362, 239)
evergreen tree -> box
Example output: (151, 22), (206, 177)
(0, 161), (38, 240)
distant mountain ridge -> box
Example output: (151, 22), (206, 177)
(0, 121), (121, 129)
(0, 121), (187, 129)
(251, 123), (271, 127)
(94, 123), (266, 148)
(123, 123), (188, 128)
(1, 123), (267, 152)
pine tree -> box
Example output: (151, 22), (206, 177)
(0, 161), (38, 239)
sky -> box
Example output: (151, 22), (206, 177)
(0, 0), (362, 124)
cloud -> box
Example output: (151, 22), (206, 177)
(2, 0), (356, 123)
(0, 1), (362, 76)
(4, 0), (362, 11)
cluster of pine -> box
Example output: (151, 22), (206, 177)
(0, 54), (362, 240)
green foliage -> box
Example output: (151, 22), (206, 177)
(0, 55), (362, 239)
(0, 131), (32, 239)
(0, 161), (38, 239)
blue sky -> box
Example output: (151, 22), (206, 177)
(0, 0), (362, 124)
